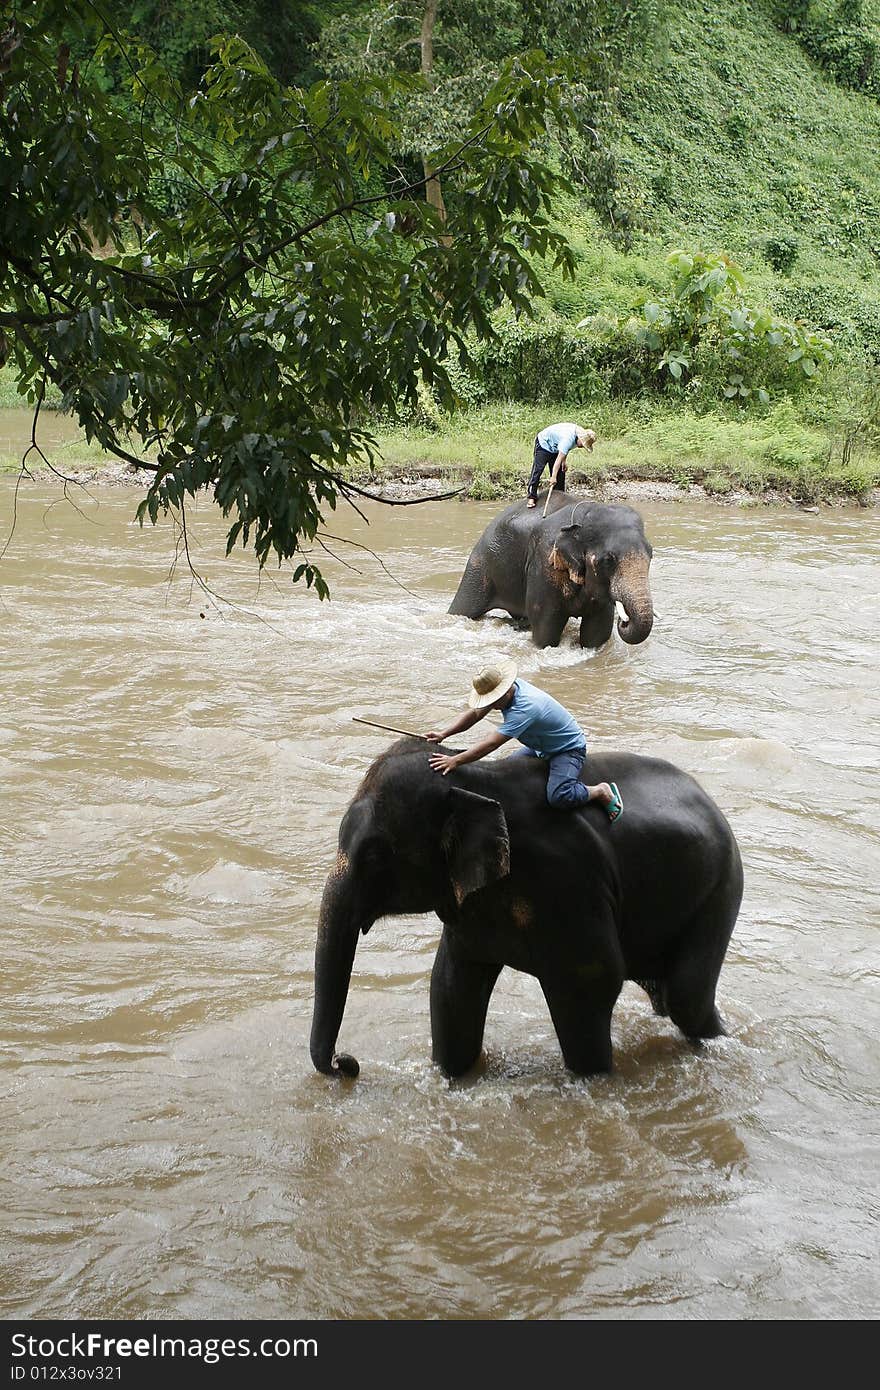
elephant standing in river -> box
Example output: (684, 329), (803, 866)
(449, 491), (654, 648)
(310, 739), (742, 1080)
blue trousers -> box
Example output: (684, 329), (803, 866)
(514, 745), (591, 808)
(527, 439), (566, 500)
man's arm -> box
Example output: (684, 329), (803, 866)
(425, 707), (486, 743)
(428, 730), (510, 775)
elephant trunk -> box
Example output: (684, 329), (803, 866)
(610, 552), (654, 645)
(309, 871), (362, 1079)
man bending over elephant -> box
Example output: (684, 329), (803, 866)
(425, 659), (622, 819)
(526, 422), (596, 507)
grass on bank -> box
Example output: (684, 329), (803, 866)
(368, 398), (880, 503)
(2, 375), (878, 502)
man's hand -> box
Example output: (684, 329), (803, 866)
(429, 752), (459, 775)
(425, 731), (444, 743)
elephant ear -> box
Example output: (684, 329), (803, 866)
(441, 788), (511, 907)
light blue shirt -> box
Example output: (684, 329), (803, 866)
(497, 680), (586, 756)
(537, 422), (579, 457)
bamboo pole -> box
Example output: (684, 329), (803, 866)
(351, 716), (429, 740)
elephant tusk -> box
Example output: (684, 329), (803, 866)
(615, 601), (628, 623)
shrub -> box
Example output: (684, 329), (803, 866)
(774, 1), (880, 99)
(762, 234), (799, 273)
(578, 248), (833, 404)
(467, 318), (608, 404)
(468, 468), (506, 501)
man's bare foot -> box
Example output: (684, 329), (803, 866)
(526, 498), (536, 508)
(589, 781), (623, 823)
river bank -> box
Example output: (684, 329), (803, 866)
(10, 453), (879, 511)
(2, 397), (878, 509)
(0, 405), (873, 514)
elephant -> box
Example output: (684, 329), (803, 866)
(310, 738), (743, 1081)
(448, 490), (654, 649)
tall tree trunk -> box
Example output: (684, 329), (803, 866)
(420, 0), (447, 222)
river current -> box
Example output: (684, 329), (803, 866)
(0, 473), (877, 1319)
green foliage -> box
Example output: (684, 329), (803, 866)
(114, 0), (235, 84)
(1, 1), (580, 585)
(774, 1), (880, 98)
(583, 249), (833, 402)
(467, 466), (509, 500)
(313, 0), (664, 242)
(90, 1), (326, 88)
(408, 247), (837, 410)
(466, 316), (606, 404)
(372, 395), (879, 501)
(762, 233), (799, 272)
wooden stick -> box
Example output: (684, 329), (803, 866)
(352, 716), (429, 740)
(542, 483), (556, 517)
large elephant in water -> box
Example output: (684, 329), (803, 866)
(449, 490), (654, 648)
(310, 739), (742, 1081)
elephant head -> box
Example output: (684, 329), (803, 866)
(310, 745), (510, 1078)
(547, 502), (654, 644)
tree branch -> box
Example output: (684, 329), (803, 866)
(331, 477), (464, 505)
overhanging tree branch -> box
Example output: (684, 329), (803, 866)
(2, 2), (578, 591)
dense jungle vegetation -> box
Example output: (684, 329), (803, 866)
(3, 0), (880, 581)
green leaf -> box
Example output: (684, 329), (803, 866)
(0, 6), (588, 593)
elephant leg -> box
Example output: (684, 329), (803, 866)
(430, 932), (503, 1078)
(664, 882), (739, 1040)
(539, 969), (622, 1075)
(579, 603), (615, 648)
(635, 978), (668, 1016)
(448, 556), (496, 618)
(667, 979), (725, 1041)
(529, 611), (569, 648)
(525, 577), (569, 647)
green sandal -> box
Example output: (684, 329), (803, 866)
(606, 782), (623, 824)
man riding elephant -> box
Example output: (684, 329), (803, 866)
(426, 659), (623, 821)
(449, 494), (654, 649)
(527, 423), (596, 507)
(310, 732), (742, 1080)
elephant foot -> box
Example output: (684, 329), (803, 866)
(669, 998), (726, 1041)
(529, 621), (568, 648)
(439, 1049), (489, 1083)
(682, 1007), (726, 1041)
(540, 974), (619, 1075)
(430, 940), (502, 1078)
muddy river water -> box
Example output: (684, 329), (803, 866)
(0, 472), (877, 1320)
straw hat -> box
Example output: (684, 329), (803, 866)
(577, 427), (597, 450)
(468, 659), (518, 710)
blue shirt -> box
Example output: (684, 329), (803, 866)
(537, 422), (579, 458)
(496, 680), (586, 756)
